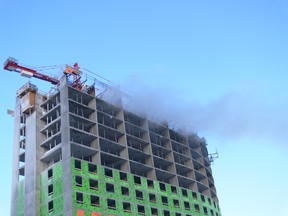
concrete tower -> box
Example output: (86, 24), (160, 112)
(11, 76), (221, 216)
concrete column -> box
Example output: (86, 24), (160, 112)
(59, 76), (73, 215)
(24, 103), (40, 216)
(10, 98), (21, 216)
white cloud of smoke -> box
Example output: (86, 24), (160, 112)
(101, 76), (288, 145)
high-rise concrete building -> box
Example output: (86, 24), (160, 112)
(11, 76), (221, 216)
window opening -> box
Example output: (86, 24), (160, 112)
(149, 193), (156, 203)
(182, 188), (188, 197)
(163, 210), (170, 216)
(76, 192), (83, 204)
(161, 196), (168, 206)
(121, 186), (129, 196)
(151, 207), (158, 215)
(192, 192), (197, 199)
(120, 171), (127, 181)
(90, 195), (100, 207)
(194, 204), (200, 212)
(123, 202), (131, 212)
(48, 169), (53, 179)
(105, 168), (113, 178)
(48, 184), (53, 196)
(75, 160), (82, 170)
(106, 183), (115, 193)
(137, 205), (145, 215)
(75, 176), (82, 187)
(173, 199), (180, 207)
(88, 163), (97, 174)
(89, 179), (98, 190)
(48, 201), (53, 213)
(136, 190), (143, 200)
(134, 176), (141, 185)
(201, 194), (205, 202)
(159, 183), (166, 191)
(147, 179), (154, 188)
(184, 201), (190, 210)
(171, 186), (177, 194)
(208, 198), (211, 205)
(107, 199), (116, 210)
(204, 206), (208, 215)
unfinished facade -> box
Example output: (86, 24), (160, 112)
(11, 76), (221, 216)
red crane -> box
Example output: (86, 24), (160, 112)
(3, 57), (83, 89)
(4, 57), (60, 84)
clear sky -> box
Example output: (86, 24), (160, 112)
(1, 1), (288, 215)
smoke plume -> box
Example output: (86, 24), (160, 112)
(101, 75), (288, 145)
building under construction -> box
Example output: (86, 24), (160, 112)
(8, 58), (221, 216)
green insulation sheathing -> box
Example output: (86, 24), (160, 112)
(70, 158), (221, 216)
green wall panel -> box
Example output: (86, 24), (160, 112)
(40, 161), (64, 215)
(16, 179), (25, 215)
(70, 158), (221, 216)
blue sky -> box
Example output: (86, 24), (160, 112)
(1, 0), (288, 215)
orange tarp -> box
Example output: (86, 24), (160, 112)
(77, 209), (84, 216)
(91, 212), (101, 216)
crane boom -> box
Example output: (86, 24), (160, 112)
(3, 57), (59, 85)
